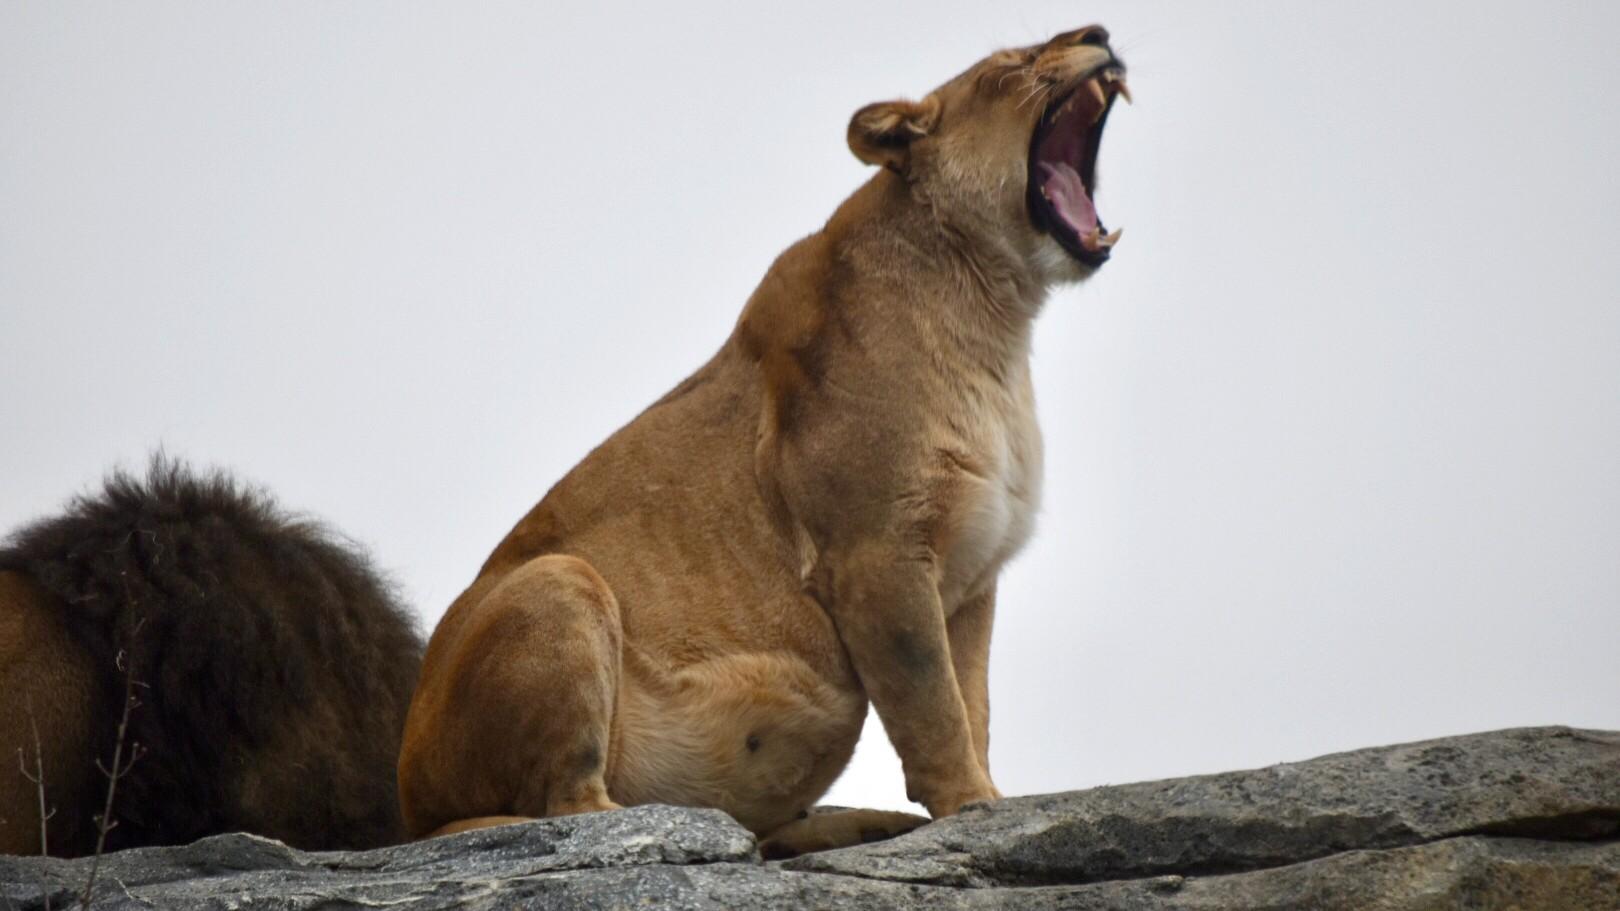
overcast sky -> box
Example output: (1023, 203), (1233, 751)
(3, 1), (1617, 815)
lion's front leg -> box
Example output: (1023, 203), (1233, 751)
(948, 585), (998, 788)
(820, 545), (998, 818)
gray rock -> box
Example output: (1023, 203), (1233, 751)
(0, 804), (756, 909)
(785, 725), (1620, 887)
(974, 837), (1620, 911)
(0, 727), (1614, 909)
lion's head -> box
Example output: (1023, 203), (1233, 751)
(847, 25), (1129, 284)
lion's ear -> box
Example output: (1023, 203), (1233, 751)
(847, 95), (941, 171)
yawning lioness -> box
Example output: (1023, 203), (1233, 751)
(398, 25), (1128, 856)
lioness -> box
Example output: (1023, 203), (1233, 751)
(399, 25), (1127, 854)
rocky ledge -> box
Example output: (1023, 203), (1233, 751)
(2, 727), (1616, 909)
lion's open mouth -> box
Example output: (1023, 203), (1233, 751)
(1028, 65), (1129, 267)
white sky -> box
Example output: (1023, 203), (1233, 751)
(3, 2), (1617, 815)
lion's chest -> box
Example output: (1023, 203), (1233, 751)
(936, 390), (1044, 609)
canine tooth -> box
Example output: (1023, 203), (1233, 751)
(1102, 227), (1123, 246)
(1086, 78), (1106, 108)
(1098, 68), (1133, 104)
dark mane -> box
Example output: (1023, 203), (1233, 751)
(0, 457), (423, 851)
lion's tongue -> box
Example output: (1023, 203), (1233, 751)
(1039, 161), (1099, 245)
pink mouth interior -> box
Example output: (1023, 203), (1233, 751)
(1034, 91), (1106, 252)
(1038, 161), (1098, 241)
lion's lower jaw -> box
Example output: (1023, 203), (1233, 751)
(1032, 234), (1096, 287)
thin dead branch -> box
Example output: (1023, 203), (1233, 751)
(16, 698), (55, 857)
(15, 698), (53, 911)
(79, 623), (147, 911)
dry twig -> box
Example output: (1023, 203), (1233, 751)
(79, 625), (147, 911)
(16, 698), (55, 858)
(15, 697), (56, 911)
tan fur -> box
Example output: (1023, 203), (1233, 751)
(427, 815), (530, 838)
(400, 25), (1121, 843)
(758, 808), (930, 860)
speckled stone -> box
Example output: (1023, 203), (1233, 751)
(784, 726), (1620, 887)
(1, 728), (1615, 910)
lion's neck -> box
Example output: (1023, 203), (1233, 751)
(731, 172), (1048, 416)
(829, 171), (1046, 371)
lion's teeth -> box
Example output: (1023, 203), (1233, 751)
(1099, 68), (1133, 105)
(1102, 227), (1123, 247)
(1087, 78), (1106, 109)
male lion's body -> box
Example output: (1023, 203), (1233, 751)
(0, 462), (424, 855)
(400, 26), (1125, 850)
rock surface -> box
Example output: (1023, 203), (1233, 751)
(1, 726), (1615, 909)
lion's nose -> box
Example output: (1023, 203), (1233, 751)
(1070, 25), (1110, 48)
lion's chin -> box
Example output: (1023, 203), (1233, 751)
(1033, 233), (1097, 287)
(1027, 65), (1128, 268)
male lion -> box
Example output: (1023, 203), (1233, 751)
(399, 25), (1128, 855)
(0, 460), (424, 854)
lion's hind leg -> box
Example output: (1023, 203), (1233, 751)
(425, 815), (533, 839)
(757, 808), (930, 860)
(399, 554), (624, 838)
